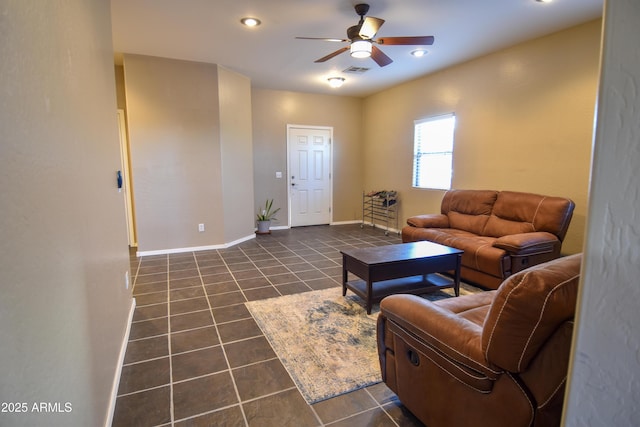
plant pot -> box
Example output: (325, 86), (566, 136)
(256, 220), (271, 234)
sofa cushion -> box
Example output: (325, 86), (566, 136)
(482, 191), (575, 238)
(481, 254), (581, 372)
(406, 213), (449, 228)
(441, 189), (497, 234)
(435, 290), (497, 326)
(483, 215), (535, 237)
(448, 211), (491, 235)
(404, 228), (508, 278)
(441, 189), (498, 215)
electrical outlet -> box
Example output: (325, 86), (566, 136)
(198, 223), (205, 232)
(125, 271), (130, 290)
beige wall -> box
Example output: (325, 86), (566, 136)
(124, 20), (600, 252)
(115, 65), (127, 110)
(251, 89), (363, 226)
(0, 1), (132, 426)
(218, 66), (255, 242)
(362, 20), (601, 254)
(124, 55), (255, 253)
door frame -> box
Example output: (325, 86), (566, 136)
(286, 124), (334, 228)
(117, 109), (137, 247)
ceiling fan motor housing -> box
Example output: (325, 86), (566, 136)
(347, 25), (364, 41)
(354, 3), (370, 17)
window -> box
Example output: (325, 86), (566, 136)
(412, 113), (456, 190)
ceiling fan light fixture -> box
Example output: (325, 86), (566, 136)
(411, 49), (428, 57)
(240, 17), (261, 27)
(327, 77), (345, 88)
(350, 40), (372, 58)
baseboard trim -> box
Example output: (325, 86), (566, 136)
(330, 220), (362, 226)
(136, 234), (256, 257)
(105, 297), (136, 427)
(135, 222), (398, 257)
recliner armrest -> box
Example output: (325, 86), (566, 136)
(406, 214), (449, 228)
(380, 294), (500, 381)
(492, 232), (558, 255)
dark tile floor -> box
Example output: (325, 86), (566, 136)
(112, 224), (425, 427)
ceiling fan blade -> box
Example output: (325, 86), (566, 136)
(359, 16), (385, 39)
(314, 46), (349, 63)
(376, 36), (435, 46)
(371, 45), (393, 67)
(296, 37), (348, 43)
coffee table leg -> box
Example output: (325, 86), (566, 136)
(366, 280), (373, 314)
(454, 254), (462, 296)
(342, 255), (348, 296)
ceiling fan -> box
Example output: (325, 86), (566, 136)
(296, 3), (435, 67)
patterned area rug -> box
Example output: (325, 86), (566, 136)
(245, 283), (481, 404)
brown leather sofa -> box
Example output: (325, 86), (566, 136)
(377, 254), (581, 427)
(402, 189), (575, 289)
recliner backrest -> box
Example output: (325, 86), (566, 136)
(481, 254), (581, 372)
(441, 189), (498, 235)
(482, 191), (575, 240)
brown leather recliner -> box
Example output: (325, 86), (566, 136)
(402, 189), (575, 289)
(377, 254), (581, 427)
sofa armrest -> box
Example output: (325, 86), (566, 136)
(380, 294), (500, 381)
(492, 232), (558, 255)
(406, 214), (449, 228)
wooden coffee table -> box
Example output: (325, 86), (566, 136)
(341, 241), (463, 314)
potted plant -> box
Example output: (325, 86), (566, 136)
(256, 199), (280, 234)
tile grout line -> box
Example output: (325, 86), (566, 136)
(272, 243), (334, 287)
(294, 240), (345, 287)
(116, 383), (170, 399)
(195, 250), (250, 427)
(236, 241), (330, 426)
(256, 241), (334, 292)
(171, 403), (245, 425)
(166, 255), (175, 427)
(121, 226), (404, 426)
(363, 388), (402, 427)
(122, 354), (170, 368)
(248, 232), (400, 425)
(131, 254), (142, 290)
(248, 239), (343, 427)
(130, 253), (143, 293)
(237, 244), (288, 298)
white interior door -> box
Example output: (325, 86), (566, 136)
(288, 126), (332, 227)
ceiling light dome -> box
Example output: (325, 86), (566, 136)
(327, 77), (345, 88)
(240, 17), (261, 27)
(411, 49), (428, 57)
(350, 40), (372, 58)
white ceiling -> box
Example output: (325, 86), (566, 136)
(111, 0), (603, 98)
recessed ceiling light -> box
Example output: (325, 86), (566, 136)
(240, 17), (261, 27)
(536, 0), (553, 3)
(327, 77), (345, 88)
(411, 49), (429, 57)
